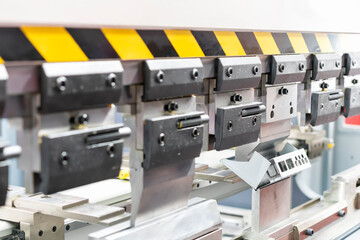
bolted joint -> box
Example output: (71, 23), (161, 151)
(278, 64), (285, 72)
(164, 101), (179, 112)
(352, 60), (357, 67)
(156, 70), (165, 83)
(335, 60), (341, 68)
(320, 82), (329, 90)
(306, 228), (314, 236)
(56, 76), (67, 92)
(191, 68), (199, 80)
(230, 94), (242, 103)
(158, 133), (165, 146)
(226, 67), (233, 77)
(192, 128), (200, 138)
(278, 87), (289, 95)
(299, 63), (305, 71)
(59, 151), (69, 166)
(106, 73), (117, 88)
(252, 66), (259, 75)
(319, 61), (325, 69)
(352, 79), (359, 85)
(338, 210), (346, 217)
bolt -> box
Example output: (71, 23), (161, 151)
(159, 133), (165, 146)
(335, 60), (341, 68)
(156, 70), (164, 83)
(335, 101), (339, 108)
(230, 94), (242, 103)
(320, 61), (325, 69)
(278, 87), (288, 95)
(227, 121), (233, 131)
(320, 82), (329, 90)
(38, 230), (43, 237)
(56, 76), (67, 92)
(252, 66), (259, 75)
(252, 116), (257, 125)
(78, 113), (89, 125)
(191, 68), (199, 80)
(107, 143), (115, 158)
(278, 64), (285, 72)
(306, 228), (314, 236)
(320, 103), (324, 110)
(192, 128), (199, 138)
(353, 60), (357, 67)
(352, 79), (358, 85)
(59, 151), (69, 166)
(164, 101), (178, 112)
(65, 225), (70, 231)
(226, 67), (233, 77)
(338, 210), (346, 217)
(106, 73), (117, 88)
(299, 63), (305, 71)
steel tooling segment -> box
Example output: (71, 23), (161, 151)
(0, 27), (358, 62)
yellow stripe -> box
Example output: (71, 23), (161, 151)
(315, 33), (333, 52)
(21, 27), (88, 62)
(0, 57), (3, 64)
(164, 30), (205, 57)
(287, 33), (309, 53)
(214, 31), (246, 56)
(254, 32), (280, 55)
(102, 29), (153, 60)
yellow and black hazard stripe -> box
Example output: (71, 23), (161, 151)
(0, 27), (360, 63)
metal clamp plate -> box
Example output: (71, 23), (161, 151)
(268, 55), (306, 84)
(143, 112), (209, 169)
(344, 86), (360, 117)
(143, 59), (204, 101)
(215, 57), (261, 91)
(38, 124), (131, 194)
(41, 61), (123, 113)
(312, 53), (342, 80)
(0, 65), (8, 115)
(344, 52), (360, 76)
(215, 102), (265, 150)
(310, 90), (343, 126)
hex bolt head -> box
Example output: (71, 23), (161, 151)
(320, 82), (329, 90)
(353, 60), (357, 67)
(106, 73), (117, 88)
(59, 151), (69, 166)
(159, 133), (165, 146)
(278, 87), (288, 95)
(227, 121), (233, 131)
(226, 67), (233, 77)
(192, 128), (200, 138)
(335, 60), (341, 68)
(338, 210), (346, 217)
(299, 63), (305, 71)
(319, 61), (325, 69)
(230, 94), (242, 103)
(56, 76), (67, 92)
(352, 79), (358, 85)
(164, 101), (178, 112)
(278, 64), (285, 73)
(306, 228), (314, 236)
(78, 113), (89, 125)
(191, 68), (199, 80)
(252, 66), (259, 75)
(156, 70), (165, 83)
(106, 143), (115, 158)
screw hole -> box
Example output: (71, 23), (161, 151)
(39, 230), (43, 237)
(270, 111), (275, 118)
(290, 107), (294, 114)
(52, 226), (57, 232)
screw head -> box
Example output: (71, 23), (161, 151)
(159, 133), (165, 146)
(156, 70), (164, 83)
(319, 61), (325, 69)
(335, 101), (339, 108)
(107, 143), (115, 158)
(164, 101), (178, 112)
(252, 66), (259, 75)
(106, 73), (117, 88)
(230, 94), (242, 103)
(56, 76), (67, 92)
(306, 228), (314, 236)
(320, 103), (324, 110)
(227, 121), (233, 131)
(352, 79), (358, 85)
(192, 68), (199, 80)
(299, 63), (305, 71)
(353, 60), (357, 67)
(278, 87), (288, 95)
(192, 128), (200, 138)
(226, 67), (233, 77)
(320, 82), (329, 90)
(252, 117), (257, 125)
(59, 151), (69, 166)
(338, 210), (346, 217)
(278, 64), (285, 73)
(335, 60), (341, 68)
(78, 113), (89, 125)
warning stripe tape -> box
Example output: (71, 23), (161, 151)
(0, 27), (359, 63)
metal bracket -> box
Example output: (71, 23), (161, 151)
(215, 57), (261, 91)
(41, 61), (123, 113)
(0, 65), (8, 115)
(312, 53), (342, 80)
(310, 90), (343, 126)
(344, 52), (360, 76)
(215, 102), (265, 150)
(343, 86), (360, 117)
(143, 59), (204, 101)
(38, 124), (131, 194)
(268, 54), (306, 84)
(143, 112), (209, 169)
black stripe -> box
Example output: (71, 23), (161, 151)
(302, 33), (321, 53)
(0, 28), (43, 61)
(235, 32), (263, 55)
(272, 33), (295, 54)
(191, 31), (225, 56)
(137, 30), (178, 57)
(67, 28), (118, 59)
(328, 34), (341, 52)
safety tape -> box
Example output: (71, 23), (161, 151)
(0, 27), (360, 62)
